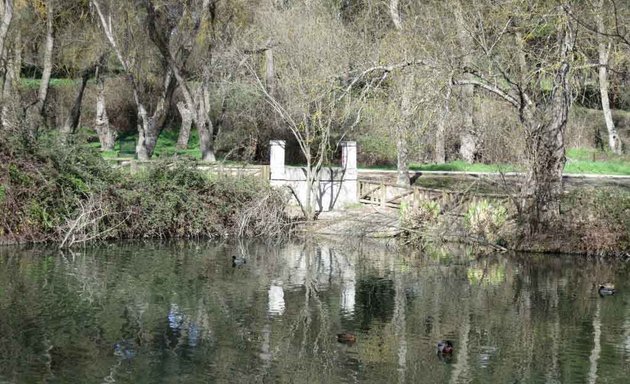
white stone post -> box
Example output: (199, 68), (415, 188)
(270, 140), (285, 181)
(341, 141), (357, 179)
(340, 141), (358, 207)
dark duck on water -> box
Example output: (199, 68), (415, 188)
(336, 332), (357, 345)
(232, 255), (247, 267)
(437, 340), (454, 355)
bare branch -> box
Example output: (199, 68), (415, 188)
(453, 76), (520, 108)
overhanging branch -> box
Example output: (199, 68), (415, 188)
(453, 77), (520, 108)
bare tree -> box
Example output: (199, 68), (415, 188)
(594, 0), (622, 154)
(453, 4), (577, 230)
(24, 0), (54, 138)
(94, 61), (116, 150)
(91, 0), (174, 160)
(143, 0), (216, 161)
(0, 1), (16, 131)
(454, 0), (478, 163)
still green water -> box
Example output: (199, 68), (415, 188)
(0, 241), (628, 383)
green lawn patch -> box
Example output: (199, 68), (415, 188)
(362, 148), (629, 176)
(564, 148), (630, 175)
(20, 78), (79, 89)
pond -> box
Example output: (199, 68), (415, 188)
(0, 240), (628, 383)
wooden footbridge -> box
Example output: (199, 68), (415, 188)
(357, 179), (510, 210)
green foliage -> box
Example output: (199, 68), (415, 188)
(19, 78), (79, 90)
(400, 200), (442, 245)
(561, 187), (630, 254)
(464, 200), (508, 243)
(0, 134), (288, 244)
(564, 148), (630, 175)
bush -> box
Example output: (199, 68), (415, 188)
(464, 199), (508, 244)
(561, 187), (630, 255)
(0, 135), (289, 246)
(399, 200), (441, 244)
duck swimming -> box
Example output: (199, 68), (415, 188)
(336, 332), (357, 345)
(598, 283), (616, 296)
(232, 256), (247, 267)
(437, 340), (454, 355)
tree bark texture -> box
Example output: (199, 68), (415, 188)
(265, 48), (275, 96)
(521, 17), (574, 231)
(454, 0), (477, 163)
(1, 28), (19, 131)
(144, 0), (216, 161)
(0, 0), (13, 66)
(60, 71), (89, 136)
(396, 73), (414, 187)
(435, 79), (452, 164)
(25, 0), (53, 137)
(176, 101), (192, 150)
(595, 0), (622, 154)
(94, 67), (116, 151)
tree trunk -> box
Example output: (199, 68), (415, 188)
(144, 1), (215, 161)
(176, 101), (192, 150)
(135, 101), (150, 161)
(94, 67), (116, 151)
(265, 48), (275, 96)
(595, 0), (621, 154)
(435, 78), (453, 163)
(454, 0), (477, 163)
(1, 27), (19, 131)
(196, 71), (216, 161)
(60, 72), (89, 136)
(396, 73), (413, 187)
(0, 1), (12, 58)
(521, 19), (574, 231)
(26, 0), (53, 137)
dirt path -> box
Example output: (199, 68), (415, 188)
(304, 206), (400, 237)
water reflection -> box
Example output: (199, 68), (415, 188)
(0, 242), (628, 383)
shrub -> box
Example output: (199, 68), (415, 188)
(561, 187), (630, 255)
(400, 200), (441, 244)
(464, 199), (508, 243)
(0, 134), (289, 246)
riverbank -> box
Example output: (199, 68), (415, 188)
(0, 135), (290, 246)
(1, 134), (628, 256)
(306, 190), (630, 258)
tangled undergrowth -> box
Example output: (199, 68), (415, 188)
(0, 133), (290, 247)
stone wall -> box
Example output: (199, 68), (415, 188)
(269, 140), (358, 212)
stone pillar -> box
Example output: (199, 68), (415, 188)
(270, 140), (285, 181)
(341, 141), (357, 178)
(340, 141), (358, 207)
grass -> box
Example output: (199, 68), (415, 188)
(20, 78), (79, 89)
(96, 129), (203, 160)
(409, 161), (519, 173)
(385, 148), (629, 176)
(94, 130), (629, 176)
(564, 148), (630, 175)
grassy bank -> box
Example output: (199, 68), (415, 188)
(372, 148), (630, 175)
(399, 185), (630, 257)
(0, 133), (289, 246)
(103, 132), (630, 176)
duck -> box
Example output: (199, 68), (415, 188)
(114, 340), (137, 360)
(437, 340), (454, 355)
(336, 332), (357, 345)
(232, 255), (247, 267)
(598, 283), (616, 296)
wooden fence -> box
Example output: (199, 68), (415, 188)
(358, 180), (510, 210)
(106, 158), (270, 179)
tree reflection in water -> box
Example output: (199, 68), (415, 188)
(0, 242), (628, 383)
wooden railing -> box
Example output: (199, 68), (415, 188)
(106, 158), (270, 180)
(358, 180), (509, 209)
